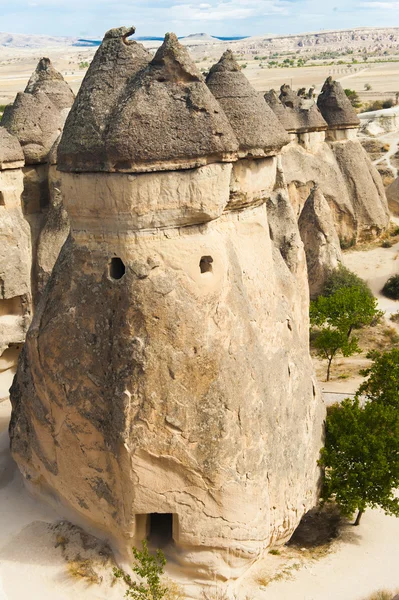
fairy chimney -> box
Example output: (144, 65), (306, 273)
(317, 77), (360, 137)
(10, 28), (324, 594)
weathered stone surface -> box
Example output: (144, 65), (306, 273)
(8, 27), (327, 595)
(281, 136), (389, 243)
(264, 89), (297, 133)
(35, 164), (70, 299)
(278, 85), (328, 133)
(317, 77), (360, 130)
(298, 185), (342, 298)
(59, 32), (239, 173)
(58, 27), (151, 172)
(104, 33), (239, 173)
(2, 91), (65, 164)
(0, 127), (24, 169)
(0, 168), (32, 362)
(331, 140), (389, 238)
(10, 172), (324, 582)
(25, 57), (75, 111)
(385, 176), (399, 216)
(206, 51), (289, 157)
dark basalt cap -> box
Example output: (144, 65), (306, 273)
(267, 84), (327, 133)
(317, 77), (360, 129)
(206, 50), (289, 156)
(101, 33), (238, 173)
(264, 89), (297, 133)
(58, 26), (152, 172)
(25, 57), (75, 111)
(2, 91), (65, 164)
(0, 127), (24, 169)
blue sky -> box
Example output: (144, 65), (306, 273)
(0, 0), (398, 39)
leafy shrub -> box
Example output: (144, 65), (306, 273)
(382, 274), (399, 299)
(114, 541), (180, 600)
(381, 240), (393, 248)
(339, 236), (356, 250)
(323, 265), (373, 299)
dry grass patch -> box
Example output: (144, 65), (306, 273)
(363, 590), (399, 600)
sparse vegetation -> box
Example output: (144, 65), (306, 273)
(363, 590), (399, 600)
(344, 88), (361, 108)
(382, 274), (399, 300)
(310, 270), (382, 380)
(114, 541), (170, 600)
(320, 350), (399, 525)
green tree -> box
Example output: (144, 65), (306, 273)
(313, 327), (360, 381)
(323, 265), (373, 299)
(311, 285), (381, 338)
(358, 348), (399, 408)
(114, 540), (167, 600)
(310, 275), (382, 380)
(344, 88), (361, 108)
(320, 394), (399, 526)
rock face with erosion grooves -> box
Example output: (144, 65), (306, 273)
(386, 176), (399, 216)
(268, 77), (390, 244)
(298, 185), (342, 298)
(0, 128), (31, 400)
(10, 29), (324, 595)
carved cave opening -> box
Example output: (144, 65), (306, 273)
(200, 255), (213, 274)
(109, 257), (126, 280)
(0, 191), (4, 206)
(148, 513), (174, 548)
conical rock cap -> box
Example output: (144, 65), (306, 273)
(103, 33), (238, 173)
(58, 26), (151, 171)
(279, 85), (327, 133)
(317, 77), (360, 129)
(2, 91), (65, 164)
(206, 51), (289, 156)
(25, 57), (75, 111)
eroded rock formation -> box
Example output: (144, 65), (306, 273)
(266, 79), (390, 245)
(0, 59), (74, 398)
(0, 128), (31, 400)
(10, 30), (325, 594)
(2, 57), (74, 303)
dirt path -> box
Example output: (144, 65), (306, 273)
(373, 130), (399, 177)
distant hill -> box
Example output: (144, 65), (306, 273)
(0, 31), (76, 48)
(2, 27), (399, 52)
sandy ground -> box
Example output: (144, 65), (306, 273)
(2, 44), (399, 104)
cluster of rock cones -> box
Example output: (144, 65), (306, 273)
(0, 26), (391, 597)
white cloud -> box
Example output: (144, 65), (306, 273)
(169, 0), (290, 22)
(358, 1), (399, 6)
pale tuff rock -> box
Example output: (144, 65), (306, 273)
(386, 176), (399, 216)
(206, 50), (289, 157)
(10, 29), (325, 593)
(270, 76), (390, 244)
(317, 77), (360, 130)
(331, 140), (389, 238)
(0, 127), (24, 169)
(298, 185), (342, 298)
(0, 158), (31, 399)
(2, 58), (74, 164)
